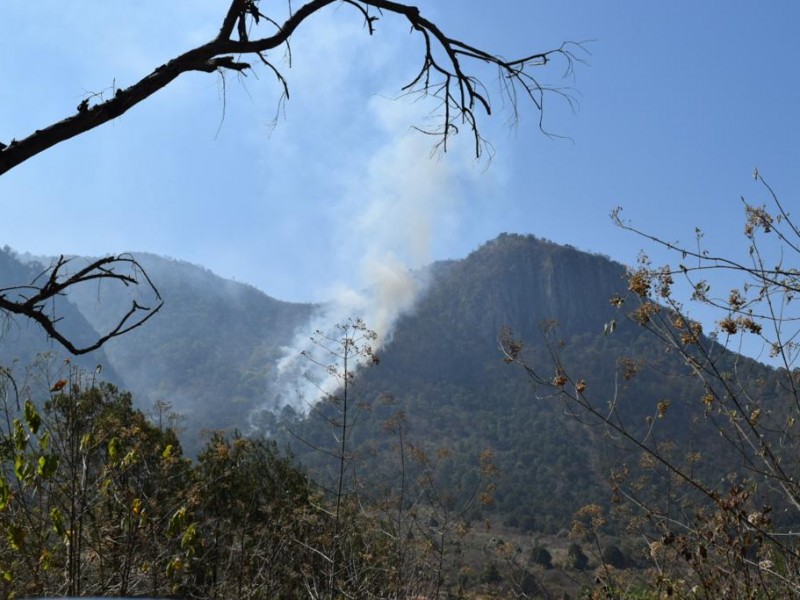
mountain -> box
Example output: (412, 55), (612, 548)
(65, 253), (314, 453)
(0, 234), (783, 532)
(0, 247), (313, 455)
(267, 234), (782, 531)
(271, 234), (640, 530)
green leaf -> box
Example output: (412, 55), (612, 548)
(14, 455), (31, 482)
(121, 448), (138, 467)
(11, 419), (27, 452)
(50, 507), (65, 537)
(23, 400), (41, 435)
(107, 437), (119, 462)
(37, 453), (59, 479)
(167, 507), (186, 537)
(40, 548), (52, 571)
(166, 556), (182, 578)
(7, 524), (25, 550)
(0, 477), (10, 510)
(180, 522), (197, 552)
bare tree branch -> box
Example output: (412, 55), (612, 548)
(0, 255), (163, 355)
(0, 0), (583, 176)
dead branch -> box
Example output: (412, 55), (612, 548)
(0, 0), (583, 175)
(0, 255), (163, 355)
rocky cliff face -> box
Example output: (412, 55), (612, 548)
(370, 233), (631, 387)
(447, 234), (628, 339)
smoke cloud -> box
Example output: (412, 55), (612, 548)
(260, 99), (473, 416)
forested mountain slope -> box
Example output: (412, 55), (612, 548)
(1, 235), (784, 531)
(276, 234), (784, 531)
(66, 253), (315, 453)
(272, 234), (636, 531)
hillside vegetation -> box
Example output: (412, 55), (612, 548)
(1, 233), (795, 597)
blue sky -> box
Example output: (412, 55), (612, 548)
(1, 1), (798, 312)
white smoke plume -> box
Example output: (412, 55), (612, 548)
(261, 100), (472, 416)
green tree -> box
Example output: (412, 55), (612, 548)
(186, 432), (321, 598)
(0, 363), (190, 597)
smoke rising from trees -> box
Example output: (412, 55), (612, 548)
(263, 104), (474, 415)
